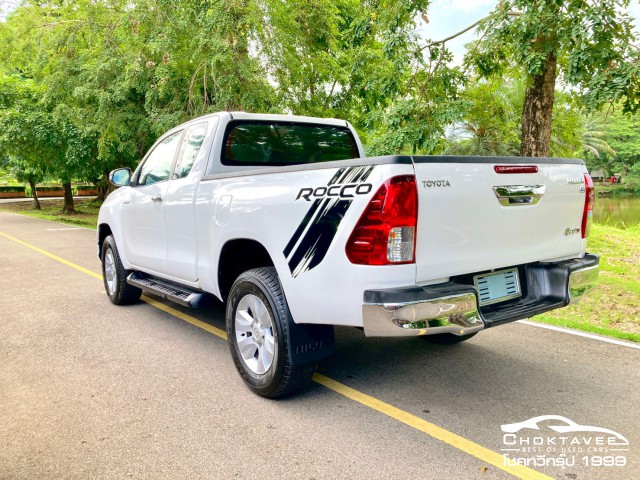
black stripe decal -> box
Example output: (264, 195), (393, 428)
(330, 168), (347, 185)
(282, 167), (348, 257)
(285, 165), (374, 277)
(288, 198), (351, 277)
(283, 199), (322, 257)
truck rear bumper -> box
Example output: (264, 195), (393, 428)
(362, 254), (599, 337)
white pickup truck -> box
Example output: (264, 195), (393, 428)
(98, 112), (599, 397)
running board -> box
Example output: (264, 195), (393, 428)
(127, 272), (204, 308)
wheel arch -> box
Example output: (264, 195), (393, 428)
(217, 238), (275, 301)
(97, 223), (113, 260)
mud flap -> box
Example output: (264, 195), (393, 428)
(287, 320), (335, 366)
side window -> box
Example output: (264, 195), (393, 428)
(138, 131), (182, 186)
(173, 122), (207, 180)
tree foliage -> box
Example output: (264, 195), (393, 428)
(466, 0), (639, 156)
(1, 0), (463, 182)
(1, 1), (277, 180)
(446, 79), (519, 156)
(585, 107), (640, 184)
(0, 75), (56, 207)
(445, 75), (603, 160)
(0, 0), (638, 194)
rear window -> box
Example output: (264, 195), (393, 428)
(221, 121), (359, 166)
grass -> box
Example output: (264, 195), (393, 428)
(534, 223), (640, 343)
(0, 198), (101, 229)
(1, 198), (638, 342)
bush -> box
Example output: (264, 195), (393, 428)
(608, 177), (640, 197)
(35, 185), (63, 191)
(0, 185), (26, 193)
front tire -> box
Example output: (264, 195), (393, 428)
(101, 235), (142, 305)
(226, 267), (315, 398)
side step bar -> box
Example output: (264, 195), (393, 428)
(127, 272), (205, 308)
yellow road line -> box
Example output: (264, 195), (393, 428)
(0, 231), (103, 280)
(0, 229), (552, 480)
(312, 373), (550, 479)
(141, 295), (227, 340)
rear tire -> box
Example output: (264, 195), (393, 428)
(226, 267), (315, 398)
(420, 332), (478, 345)
(101, 235), (142, 305)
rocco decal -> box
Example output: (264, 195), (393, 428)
(284, 166), (375, 277)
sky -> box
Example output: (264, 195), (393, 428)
(419, 0), (498, 64)
(0, 0), (18, 21)
(421, 0), (640, 65)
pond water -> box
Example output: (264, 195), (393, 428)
(593, 196), (640, 226)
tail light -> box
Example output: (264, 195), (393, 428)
(581, 173), (595, 238)
(346, 175), (418, 265)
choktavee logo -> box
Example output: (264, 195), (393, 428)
(500, 415), (629, 469)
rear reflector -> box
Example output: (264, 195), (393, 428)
(494, 165), (539, 174)
(582, 174), (595, 238)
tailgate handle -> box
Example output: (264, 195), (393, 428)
(493, 185), (545, 206)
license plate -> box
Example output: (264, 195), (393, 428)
(474, 268), (521, 306)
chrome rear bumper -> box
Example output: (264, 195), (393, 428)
(363, 291), (484, 337)
(362, 254), (599, 337)
(568, 264), (599, 304)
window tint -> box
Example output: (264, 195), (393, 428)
(138, 131), (182, 186)
(173, 122), (207, 180)
(222, 121), (359, 166)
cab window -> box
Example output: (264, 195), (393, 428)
(173, 122), (207, 180)
(221, 121), (359, 166)
(137, 131), (182, 186)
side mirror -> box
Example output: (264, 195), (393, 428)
(109, 168), (131, 187)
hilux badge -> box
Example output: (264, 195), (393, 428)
(567, 177), (584, 185)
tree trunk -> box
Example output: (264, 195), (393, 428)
(61, 181), (75, 214)
(96, 178), (111, 202)
(29, 179), (41, 210)
(96, 184), (107, 202)
(519, 52), (557, 157)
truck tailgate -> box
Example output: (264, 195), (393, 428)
(412, 157), (587, 283)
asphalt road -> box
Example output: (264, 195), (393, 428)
(1, 211), (638, 480)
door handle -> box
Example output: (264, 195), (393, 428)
(151, 195), (163, 203)
(492, 185), (545, 206)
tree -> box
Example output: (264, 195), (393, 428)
(581, 116), (616, 161)
(0, 75), (58, 210)
(463, 0), (639, 157)
(596, 107), (640, 187)
(7, 159), (46, 210)
(251, 0), (467, 155)
(0, 0), (278, 206)
(446, 75), (591, 159)
(355, 2), (466, 155)
(445, 79), (520, 156)
(1, 0), (469, 161)
(602, 110), (640, 171)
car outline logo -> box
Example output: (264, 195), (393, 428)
(501, 415), (629, 446)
